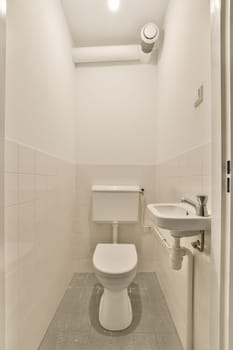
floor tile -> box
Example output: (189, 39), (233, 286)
(111, 334), (134, 350)
(66, 331), (89, 350)
(86, 329), (112, 350)
(39, 273), (183, 350)
(155, 332), (183, 350)
(134, 333), (158, 350)
(38, 328), (67, 350)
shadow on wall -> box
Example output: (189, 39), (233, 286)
(154, 29), (165, 64)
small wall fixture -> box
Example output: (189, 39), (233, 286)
(194, 84), (204, 108)
(141, 23), (159, 53)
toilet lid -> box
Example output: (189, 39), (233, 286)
(93, 244), (138, 275)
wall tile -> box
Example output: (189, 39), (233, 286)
(19, 174), (35, 203)
(193, 253), (210, 350)
(202, 176), (211, 211)
(202, 143), (211, 176)
(46, 156), (58, 176)
(5, 173), (18, 207)
(177, 148), (203, 177)
(5, 140), (18, 173)
(18, 145), (35, 174)
(5, 270), (20, 350)
(73, 257), (94, 273)
(18, 202), (35, 259)
(35, 151), (49, 175)
(175, 176), (203, 200)
(35, 175), (47, 201)
(5, 205), (18, 274)
(4, 140), (76, 350)
(72, 232), (91, 260)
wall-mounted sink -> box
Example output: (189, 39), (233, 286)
(147, 203), (211, 237)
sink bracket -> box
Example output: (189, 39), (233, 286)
(191, 231), (205, 252)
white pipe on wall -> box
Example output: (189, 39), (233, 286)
(72, 45), (151, 64)
(112, 222), (119, 244)
(183, 247), (194, 350)
(150, 225), (194, 350)
(72, 23), (159, 65)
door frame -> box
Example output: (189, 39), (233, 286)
(210, 1), (233, 349)
(0, 2), (231, 350)
(224, 0), (233, 348)
(229, 2), (233, 347)
(0, 1), (6, 349)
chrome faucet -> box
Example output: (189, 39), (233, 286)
(181, 195), (208, 217)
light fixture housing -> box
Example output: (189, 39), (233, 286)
(108, 0), (120, 12)
(0, 0), (6, 16)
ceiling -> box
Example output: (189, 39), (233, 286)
(61, 0), (170, 47)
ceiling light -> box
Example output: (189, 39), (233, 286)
(0, 0), (6, 16)
(108, 0), (120, 12)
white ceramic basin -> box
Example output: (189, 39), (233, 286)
(147, 203), (211, 236)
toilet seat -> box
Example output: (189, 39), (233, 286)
(93, 244), (137, 275)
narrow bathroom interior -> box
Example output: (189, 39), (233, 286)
(2, 0), (214, 349)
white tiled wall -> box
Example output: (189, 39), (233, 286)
(152, 143), (211, 350)
(72, 144), (211, 350)
(4, 140), (76, 350)
(4, 141), (211, 350)
(154, 144), (211, 206)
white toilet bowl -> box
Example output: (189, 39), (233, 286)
(93, 243), (138, 331)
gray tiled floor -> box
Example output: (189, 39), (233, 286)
(38, 273), (183, 350)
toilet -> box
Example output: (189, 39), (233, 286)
(92, 185), (140, 331)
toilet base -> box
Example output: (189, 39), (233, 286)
(99, 288), (132, 331)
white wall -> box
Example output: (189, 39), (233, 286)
(73, 63), (159, 274)
(6, 0), (76, 162)
(5, 1), (77, 349)
(155, 0), (211, 163)
(0, 2), (6, 349)
(75, 64), (157, 165)
(151, 1), (211, 350)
